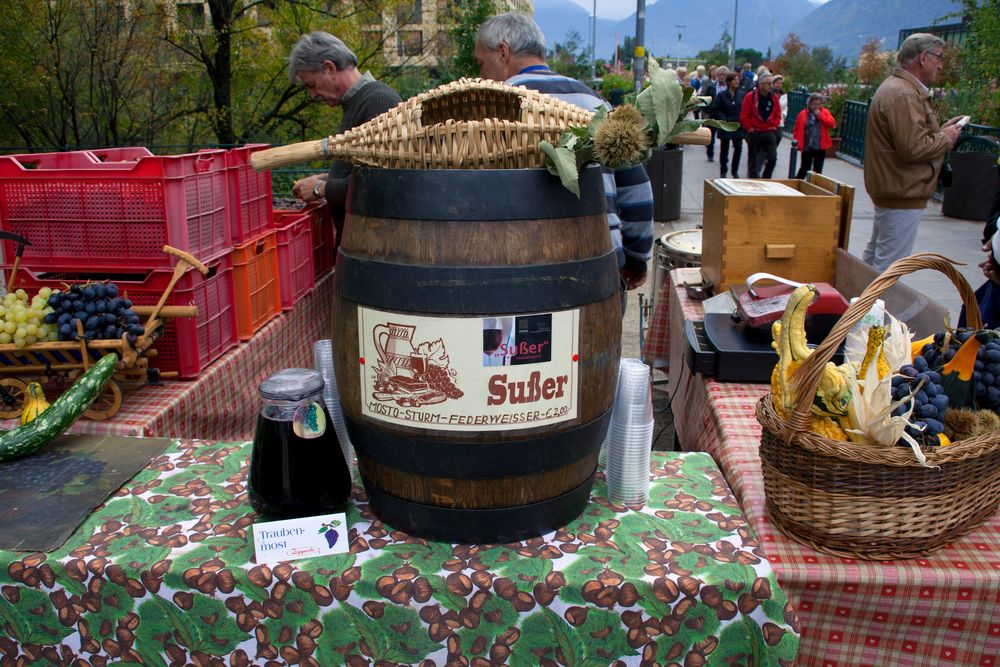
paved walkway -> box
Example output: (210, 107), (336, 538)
(622, 142), (989, 360)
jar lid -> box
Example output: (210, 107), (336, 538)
(258, 368), (325, 402)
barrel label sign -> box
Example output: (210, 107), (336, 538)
(357, 308), (579, 431)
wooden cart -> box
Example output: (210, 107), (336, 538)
(0, 246), (206, 421)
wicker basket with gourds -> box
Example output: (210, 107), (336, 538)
(757, 253), (1000, 560)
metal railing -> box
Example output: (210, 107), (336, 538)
(839, 101), (869, 164)
(784, 90), (807, 134)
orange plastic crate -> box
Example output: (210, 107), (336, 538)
(231, 231), (280, 340)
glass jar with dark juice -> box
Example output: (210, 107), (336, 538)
(248, 368), (352, 519)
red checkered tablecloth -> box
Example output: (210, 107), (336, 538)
(0, 273), (334, 441)
(666, 270), (1000, 667)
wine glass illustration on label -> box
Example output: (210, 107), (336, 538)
(483, 317), (513, 366)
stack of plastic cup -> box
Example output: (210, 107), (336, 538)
(604, 358), (654, 504)
(314, 339), (353, 479)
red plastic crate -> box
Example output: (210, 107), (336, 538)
(10, 254), (238, 378)
(88, 147), (155, 163)
(232, 231), (280, 340)
(274, 211), (315, 311)
(274, 203), (333, 280)
(0, 149), (231, 272)
(225, 144), (274, 245)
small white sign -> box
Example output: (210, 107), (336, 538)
(252, 512), (348, 564)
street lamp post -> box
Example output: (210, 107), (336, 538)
(590, 0), (596, 81)
(633, 0), (646, 92)
(676, 24), (686, 67)
(730, 0), (739, 71)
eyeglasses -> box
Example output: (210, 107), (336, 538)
(924, 50), (945, 62)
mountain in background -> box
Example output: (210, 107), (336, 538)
(533, 0), (817, 64)
(788, 0), (961, 58)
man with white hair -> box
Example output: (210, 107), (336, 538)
(862, 32), (963, 270)
(287, 32), (401, 252)
(475, 12), (654, 310)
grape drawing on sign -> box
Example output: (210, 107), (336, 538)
(319, 519), (342, 548)
(371, 322), (464, 407)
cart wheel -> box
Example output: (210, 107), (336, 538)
(0, 378), (27, 419)
(68, 372), (123, 421)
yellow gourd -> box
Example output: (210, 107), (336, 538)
(770, 285), (852, 440)
(21, 382), (50, 425)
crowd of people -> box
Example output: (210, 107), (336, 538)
(687, 62), (832, 181)
(286, 17), (973, 310)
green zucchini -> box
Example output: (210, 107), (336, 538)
(0, 353), (119, 463)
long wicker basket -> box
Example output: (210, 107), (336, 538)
(756, 253), (1000, 560)
(251, 78), (710, 171)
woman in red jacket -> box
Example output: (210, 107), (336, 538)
(793, 93), (837, 178)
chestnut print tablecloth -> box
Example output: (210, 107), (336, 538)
(666, 271), (1000, 667)
(0, 440), (799, 666)
(0, 273), (333, 442)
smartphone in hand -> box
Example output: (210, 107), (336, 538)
(955, 115), (972, 128)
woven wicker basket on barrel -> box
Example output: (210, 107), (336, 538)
(250, 78), (710, 171)
(756, 253), (1000, 560)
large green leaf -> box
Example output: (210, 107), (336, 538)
(475, 546), (553, 592)
(185, 596), (247, 655)
(138, 597), (199, 648)
(0, 587), (72, 645)
(374, 604), (441, 663)
(425, 573), (467, 612)
(263, 586), (321, 648)
(84, 581), (134, 639)
(577, 608), (635, 664)
(540, 140), (581, 198)
(135, 638), (169, 667)
(645, 58), (684, 145)
(710, 615), (783, 666)
(509, 608), (585, 667)
(316, 606), (361, 664)
(340, 603), (439, 663)
(455, 596), (519, 658)
(138, 595), (243, 656)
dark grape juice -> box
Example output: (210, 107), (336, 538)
(248, 406), (352, 519)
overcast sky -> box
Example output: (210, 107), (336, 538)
(566, 0), (829, 22)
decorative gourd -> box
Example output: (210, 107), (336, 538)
(20, 382), (50, 426)
(770, 285), (852, 440)
(940, 330), (991, 409)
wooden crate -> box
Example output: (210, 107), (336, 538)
(701, 179), (845, 292)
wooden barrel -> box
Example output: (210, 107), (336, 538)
(332, 166), (621, 543)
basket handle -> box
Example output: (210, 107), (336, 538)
(787, 252), (981, 432)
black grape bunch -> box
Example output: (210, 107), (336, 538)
(890, 355), (948, 445)
(918, 329), (1000, 412)
(44, 282), (145, 344)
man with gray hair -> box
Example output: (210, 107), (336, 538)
(863, 33), (963, 270)
(475, 12), (654, 311)
(702, 65), (729, 162)
(287, 31), (401, 253)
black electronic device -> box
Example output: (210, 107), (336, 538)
(684, 313), (844, 383)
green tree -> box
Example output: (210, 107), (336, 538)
(957, 0), (1000, 126)
(695, 28), (732, 66)
(612, 35), (635, 65)
(0, 0), (180, 149)
(437, 0), (498, 81)
(735, 48), (764, 69)
(550, 29), (590, 80)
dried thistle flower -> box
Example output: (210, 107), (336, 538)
(594, 105), (650, 167)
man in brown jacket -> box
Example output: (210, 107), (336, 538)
(862, 33), (963, 270)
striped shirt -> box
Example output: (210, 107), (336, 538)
(506, 70), (654, 275)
